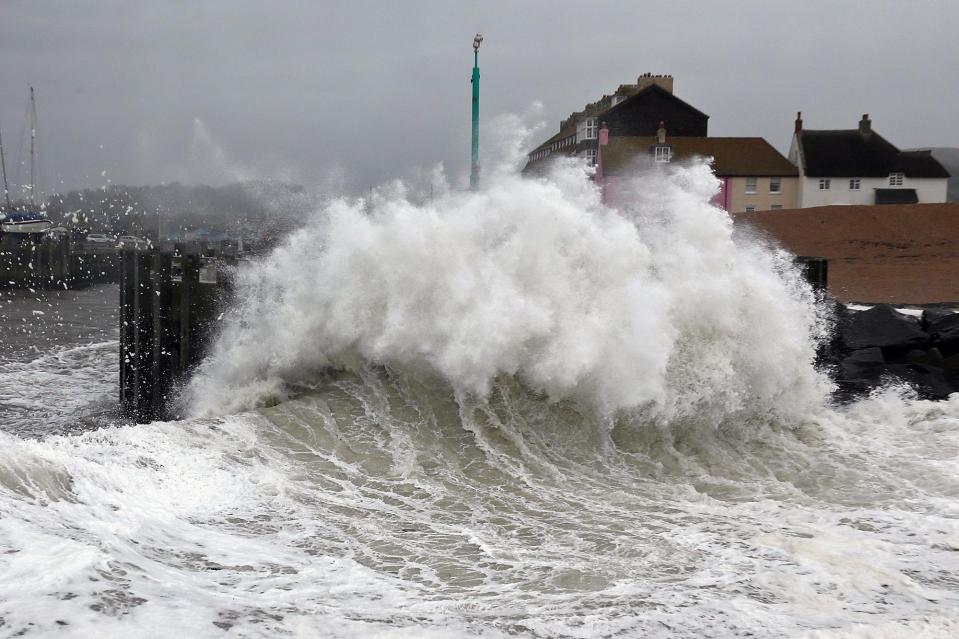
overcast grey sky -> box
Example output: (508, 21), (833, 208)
(2, 0), (957, 196)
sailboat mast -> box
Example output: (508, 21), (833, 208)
(29, 86), (37, 207)
(0, 126), (11, 210)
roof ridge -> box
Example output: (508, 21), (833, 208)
(796, 127), (949, 178)
(598, 83), (709, 120)
(602, 135), (798, 176)
(800, 128), (867, 134)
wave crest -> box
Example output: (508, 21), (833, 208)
(187, 160), (829, 422)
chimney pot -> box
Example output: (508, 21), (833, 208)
(636, 73), (674, 94)
(795, 111), (803, 133)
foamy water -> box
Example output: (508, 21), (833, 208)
(1, 160), (958, 638)
(0, 341), (117, 437)
(186, 160), (828, 423)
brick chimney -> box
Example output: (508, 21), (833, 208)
(636, 73), (673, 94)
(794, 111), (803, 133)
(859, 114), (872, 138)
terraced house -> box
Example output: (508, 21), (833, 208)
(524, 74), (798, 212)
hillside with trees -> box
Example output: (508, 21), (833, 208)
(36, 180), (315, 241)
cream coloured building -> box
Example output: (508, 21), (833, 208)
(789, 113), (949, 208)
(599, 134), (799, 212)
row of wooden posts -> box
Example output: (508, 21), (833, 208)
(116, 250), (829, 424)
(119, 246), (236, 423)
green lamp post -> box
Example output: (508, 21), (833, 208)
(470, 33), (483, 191)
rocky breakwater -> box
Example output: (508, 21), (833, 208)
(822, 303), (959, 400)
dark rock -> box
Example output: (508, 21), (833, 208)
(845, 347), (886, 364)
(840, 304), (930, 355)
(941, 353), (959, 374)
(921, 307), (955, 331)
(839, 347), (885, 378)
(833, 378), (879, 402)
(816, 297), (854, 366)
(836, 348), (887, 400)
(928, 313), (959, 356)
(824, 302), (959, 403)
(905, 348), (944, 366)
(883, 363), (957, 400)
(827, 298), (856, 331)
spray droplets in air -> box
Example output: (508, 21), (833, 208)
(187, 152), (829, 424)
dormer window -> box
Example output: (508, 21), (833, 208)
(584, 118), (598, 140)
(653, 145), (672, 163)
(889, 172), (904, 187)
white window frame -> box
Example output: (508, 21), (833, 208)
(745, 177), (758, 194)
(585, 148), (596, 166)
(654, 146), (671, 163)
(819, 179), (831, 190)
(889, 172), (904, 187)
(744, 206), (756, 213)
(849, 179), (861, 191)
(584, 118), (598, 140)
(769, 177), (781, 194)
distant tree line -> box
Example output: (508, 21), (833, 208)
(23, 180), (314, 240)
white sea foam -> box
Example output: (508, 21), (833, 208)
(2, 154), (958, 638)
(187, 158), (829, 423)
(0, 341), (117, 437)
(1, 377), (958, 637)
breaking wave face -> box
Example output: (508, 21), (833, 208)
(187, 159), (830, 424)
(8, 156), (959, 638)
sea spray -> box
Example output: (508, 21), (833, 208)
(1, 160), (959, 636)
(3, 366), (958, 637)
(186, 158), (830, 422)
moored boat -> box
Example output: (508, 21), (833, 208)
(0, 209), (52, 234)
(0, 87), (52, 237)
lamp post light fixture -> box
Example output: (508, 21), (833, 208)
(470, 33), (483, 191)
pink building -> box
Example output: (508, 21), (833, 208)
(524, 74), (799, 213)
(598, 124), (799, 213)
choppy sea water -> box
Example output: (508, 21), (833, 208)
(0, 284), (119, 438)
(1, 163), (958, 638)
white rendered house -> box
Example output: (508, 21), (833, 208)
(788, 113), (949, 208)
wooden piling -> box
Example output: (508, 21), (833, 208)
(179, 253), (200, 372)
(58, 236), (70, 287)
(117, 243), (236, 423)
(796, 256), (828, 294)
(35, 242), (46, 287)
(132, 251), (155, 422)
(119, 249), (137, 415)
(150, 250), (176, 417)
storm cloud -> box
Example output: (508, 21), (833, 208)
(2, 0), (957, 195)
